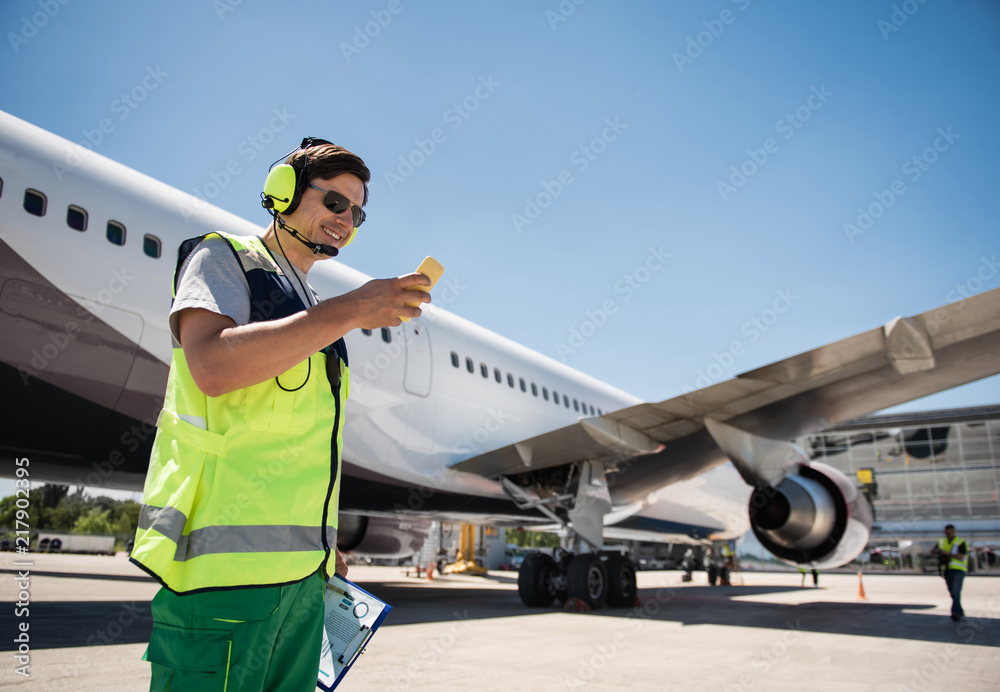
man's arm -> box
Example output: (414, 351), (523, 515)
(179, 273), (431, 397)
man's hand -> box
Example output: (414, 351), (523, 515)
(344, 273), (432, 329)
(335, 548), (349, 578)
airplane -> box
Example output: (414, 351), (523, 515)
(2, 108), (999, 609)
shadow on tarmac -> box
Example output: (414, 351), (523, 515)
(4, 573), (997, 652)
(0, 601), (153, 651)
(362, 579), (1000, 647)
(0, 568), (155, 583)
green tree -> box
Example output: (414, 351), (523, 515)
(45, 489), (91, 532)
(0, 493), (43, 531)
(111, 501), (141, 536)
(72, 507), (113, 535)
(505, 529), (560, 549)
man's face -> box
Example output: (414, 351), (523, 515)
(944, 526), (955, 540)
(286, 172), (366, 254)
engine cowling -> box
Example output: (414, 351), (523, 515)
(748, 461), (873, 569)
(336, 514), (433, 559)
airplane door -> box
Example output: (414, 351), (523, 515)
(402, 321), (432, 396)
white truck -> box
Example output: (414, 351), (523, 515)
(36, 532), (115, 555)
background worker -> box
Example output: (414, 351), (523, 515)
(932, 524), (969, 621)
(131, 138), (431, 691)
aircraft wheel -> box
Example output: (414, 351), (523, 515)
(554, 553), (573, 604)
(567, 553), (608, 609)
(604, 554), (637, 607)
(518, 552), (557, 607)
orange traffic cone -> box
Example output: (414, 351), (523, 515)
(856, 571), (868, 600)
(427, 564), (434, 580)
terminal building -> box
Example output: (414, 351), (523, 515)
(792, 404), (1000, 571)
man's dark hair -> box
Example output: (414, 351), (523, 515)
(944, 524), (956, 531)
(288, 143), (371, 206)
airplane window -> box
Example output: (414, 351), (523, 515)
(480, 363), (488, 378)
(563, 395), (570, 408)
(494, 368), (501, 383)
(542, 387), (549, 401)
(143, 234), (162, 258)
(24, 189), (46, 217)
(450, 351), (458, 367)
(552, 390), (559, 405)
(466, 357), (474, 373)
(0, 176), (4, 198)
(531, 383), (538, 396)
(381, 327), (391, 343)
(519, 378), (526, 392)
(598, 408), (603, 415)
(363, 329), (373, 336)
(67, 205), (87, 231)
(589, 405), (596, 415)
(507, 373), (514, 388)
(573, 399), (580, 412)
(106, 220), (126, 246)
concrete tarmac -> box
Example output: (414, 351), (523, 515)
(2, 553), (999, 691)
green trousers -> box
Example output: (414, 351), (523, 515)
(145, 571), (325, 692)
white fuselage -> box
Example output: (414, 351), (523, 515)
(0, 110), (750, 540)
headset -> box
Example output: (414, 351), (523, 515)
(260, 137), (355, 392)
(261, 137), (359, 253)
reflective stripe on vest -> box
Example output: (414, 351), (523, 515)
(138, 504), (337, 562)
(130, 231), (348, 594)
(938, 537), (969, 572)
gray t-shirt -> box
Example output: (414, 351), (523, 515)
(169, 235), (316, 346)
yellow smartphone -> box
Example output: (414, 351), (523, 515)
(401, 256), (444, 322)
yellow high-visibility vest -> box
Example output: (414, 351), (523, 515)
(131, 232), (349, 594)
(937, 536), (969, 572)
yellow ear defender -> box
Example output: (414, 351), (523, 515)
(261, 137), (335, 216)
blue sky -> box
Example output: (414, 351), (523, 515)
(1, 1), (999, 503)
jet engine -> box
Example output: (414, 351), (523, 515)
(748, 461), (872, 569)
(336, 514), (433, 559)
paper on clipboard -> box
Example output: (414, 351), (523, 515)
(316, 575), (392, 691)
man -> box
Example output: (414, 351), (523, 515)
(131, 138), (431, 691)
(932, 524), (969, 621)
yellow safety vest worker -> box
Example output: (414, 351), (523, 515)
(131, 232), (349, 594)
(937, 536), (969, 572)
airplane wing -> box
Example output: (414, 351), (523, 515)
(451, 287), (1000, 505)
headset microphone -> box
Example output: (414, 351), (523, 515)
(273, 214), (339, 256)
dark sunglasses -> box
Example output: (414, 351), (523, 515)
(308, 183), (366, 228)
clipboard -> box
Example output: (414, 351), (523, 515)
(316, 574), (392, 691)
